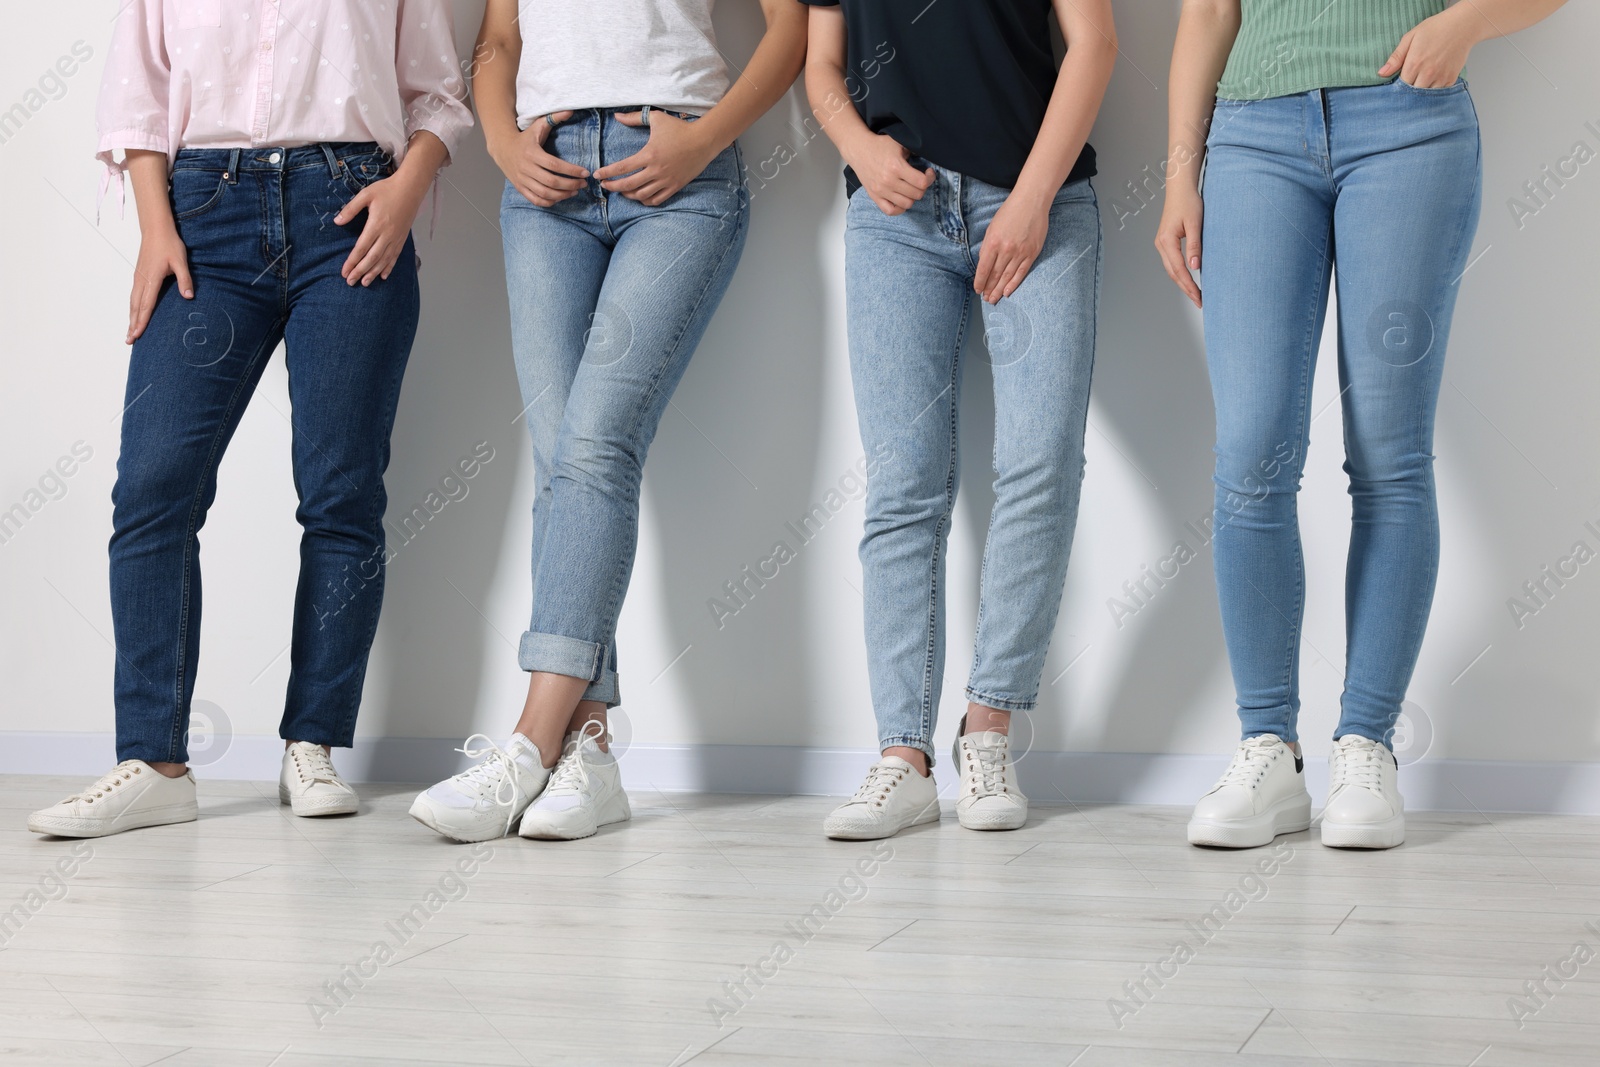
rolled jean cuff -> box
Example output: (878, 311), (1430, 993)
(964, 689), (1036, 713)
(878, 733), (936, 767)
(518, 631), (620, 707)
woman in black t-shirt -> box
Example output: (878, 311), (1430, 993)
(803, 0), (1117, 840)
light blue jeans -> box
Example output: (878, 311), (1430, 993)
(501, 108), (748, 706)
(845, 166), (1101, 762)
(1201, 79), (1482, 745)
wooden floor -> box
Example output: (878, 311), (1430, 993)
(2, 776), (1597, 1066)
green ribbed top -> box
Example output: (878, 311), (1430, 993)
(1216, 0), (1450, 100)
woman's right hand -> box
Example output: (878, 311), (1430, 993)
(127, 224), (192, 345)
(1155, 184), (1204, 309)
(493, 111), (590, 207)
(843, 131), (934, 216)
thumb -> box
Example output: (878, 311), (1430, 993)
(1379, 31), (1412, 77)
(174, 255), (195, 300)
(1187, 213), (1203, 270)
(334, 187), (371, 225)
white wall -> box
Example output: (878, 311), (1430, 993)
(3, 3), (1597, 806)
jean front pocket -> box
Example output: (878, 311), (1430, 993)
(1394, 76), (1467, 95)
(341, 153), (395, 193)
(170, 170), (228, 220)
(173, 0), (222, 29)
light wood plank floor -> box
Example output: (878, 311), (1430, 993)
(2, 776), (1597, 1066)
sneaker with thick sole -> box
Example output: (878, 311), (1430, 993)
(824, 756), (940, 841)
(279, 742), (359, 816)
(1187, 734), (1312, 848)
(1321, 735), (1405, 849)
(28, 761), (198, 838)
(519, 728), (630, 841)
(409, 734), (549, 843)
(952, 717), (1027, 831)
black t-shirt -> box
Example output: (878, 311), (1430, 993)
(801, 0), (1096, 192)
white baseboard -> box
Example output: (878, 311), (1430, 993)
(5, 732), (1600, 814)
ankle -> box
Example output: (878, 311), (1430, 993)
(149, 761), (188, 779)
(285, 740), (331, 755)
(882, 746), (929, 776)
(964, 705), (1011, 736)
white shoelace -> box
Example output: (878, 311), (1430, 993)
(291, 744), (340, 786)
(1330, 737), (1387, 794)
(546, 722), (607, 798)
(851, 762), (910, 809)
(453, 734), (532, 835)
(1217, 735), (1287, 791)
(67, 760), (147, 804)
(958, 734), (1013, 796)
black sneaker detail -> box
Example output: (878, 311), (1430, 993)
(1295, 755), (1305, 774)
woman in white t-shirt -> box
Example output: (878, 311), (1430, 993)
(411, 1), (807, 843)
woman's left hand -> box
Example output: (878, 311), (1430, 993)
(974, 195), (1050, 305)
(594, 111), (720, 206)
(1379, 10), (1477, 89)
(335, 173), (428, 287)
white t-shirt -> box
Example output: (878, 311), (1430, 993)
(514, 0), (730, 127)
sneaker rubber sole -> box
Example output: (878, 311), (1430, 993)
(1187, 792), (1312, 848)
(280, 785), (359, 817)
(1320, 812), (1405, 849)
(824, 799), (941, 841)
(408, 794), (521, 843)
(27, 801), (198, 838)
(519, 792), (631, 841)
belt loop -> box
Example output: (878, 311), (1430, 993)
(225, 148), (241, 184)
(639, 104), (651, 128)
(319, 143), (341, 178)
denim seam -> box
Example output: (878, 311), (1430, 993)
(963, 689), (1036, 713)
(580, 173), (750, 693)
(166, 320), (284, 761)
(919, 289), (972, 749)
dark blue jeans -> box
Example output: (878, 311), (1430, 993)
(111, 143), (419, 763)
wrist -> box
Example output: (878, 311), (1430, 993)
(1438, 3), (1490, 46)
(1006, 179), (1055, 216)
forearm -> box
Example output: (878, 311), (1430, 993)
(693, 1), (809, 155)
(126, 150), (176, 237)
(393, 131), (448, 195)
(472, 10), (524, 162)
(803, 20), (877, 163)
(1166, 0), (1240, 196)
(1011, 31), (1117, 211)
(1444, 0), (1568, 42)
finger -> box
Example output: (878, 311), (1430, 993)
(362, 253), (396, 287)
(873, 195), (905, 216)
(343, 227), (380, 282)
(890, 176), (930, 203)
(984, 255), (1019, 303)
(600, 167), (655, 194)
(1379, 31), (1411, 77)
(1186, 216), (1203, 272)
(974, 243), (999, 296)
(533, 168), (587, 191)
(348, 236), (390, 287)
(129, 276), (159, 343)
(334, 187), (373, 226)
(173, 257), (195, 300)
(998, 256), (1034, 300)
(594, 150), (649, 182)
(613, 110), (646, 127)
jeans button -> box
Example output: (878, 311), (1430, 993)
(268, 151), (282, 164)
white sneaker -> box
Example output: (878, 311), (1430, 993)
(409, 733), (549, 843)
(952, 718), (1027, 831)
(28, 761), (198, 838)
(1187, 734), (1312, 848)
(279, 742), (359, 816)
(1321, 735), (1405, 849)
(519, 729), (630, 841)
(824, 756), (940, 840)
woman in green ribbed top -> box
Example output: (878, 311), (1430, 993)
(1154, 0), (1569, 852)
